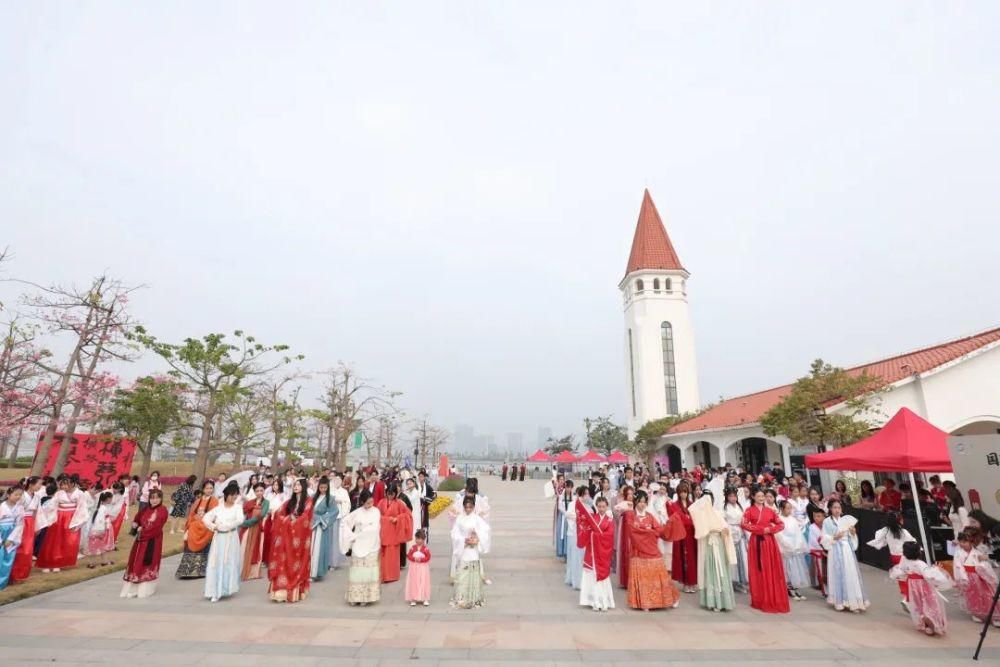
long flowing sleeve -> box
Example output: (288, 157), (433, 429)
(202, 506), (220, 532)
(339, 510), (358, 554)
(473, 515), (491, 555)
(866, 527), (888, 550)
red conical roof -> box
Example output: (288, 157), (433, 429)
(625, 189), (684, 276)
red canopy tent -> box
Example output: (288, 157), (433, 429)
(553, 450), (578, 463)
(578, 450), (607, 463)
(607, 451), (629, 464)
(803, 407), (951, 561)
(804, 407), (951, 472)
(526, 449), (552, 463)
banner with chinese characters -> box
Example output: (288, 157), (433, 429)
(33, 433), (138, 488)
(948, 434), (1000, 518)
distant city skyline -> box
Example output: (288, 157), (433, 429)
(450, 423), (554, 456)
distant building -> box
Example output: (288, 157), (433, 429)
(537, 426), (553, 448)
(506, 432), (525, 458)
(453, 424), (475, 452)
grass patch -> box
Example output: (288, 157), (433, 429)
(0, 485), (187, 606)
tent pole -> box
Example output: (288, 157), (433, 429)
(908, 471), (933, 564)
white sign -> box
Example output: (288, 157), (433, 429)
(947, 435), (1000, 518)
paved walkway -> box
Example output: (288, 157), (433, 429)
(0, 477), (997, 665)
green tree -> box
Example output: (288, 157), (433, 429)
(544, 434), (576, 455)
(760, 359), (883, 449)
(105, 376), (186, 479)
(625, 413), (702, 468)
(583, 416), (628, 456)
(130, 328), (302, 479)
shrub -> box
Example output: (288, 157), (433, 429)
(437, 474), (466, 492)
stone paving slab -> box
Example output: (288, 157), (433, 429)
(1, 477), (998, 664)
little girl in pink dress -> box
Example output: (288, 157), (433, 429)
(405, 529), (431, 606)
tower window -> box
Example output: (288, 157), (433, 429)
(628, 329), (637, 417)
(665, 277), (672, 292)
(661, 321), (679, 415)
(636, 279), (644, 293)
(653, 278), (660, 292)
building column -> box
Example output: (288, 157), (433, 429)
(716, 444), (726, 467)
(781, 441), (791, 472)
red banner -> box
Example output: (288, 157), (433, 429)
(34, 433), (137, 488)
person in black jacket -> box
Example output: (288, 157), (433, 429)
(416, 470), (436, 538)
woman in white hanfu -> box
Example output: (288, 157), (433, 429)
(822, 500), (869, 612)
(328, 473), (352, 570)
(649, 483), (673, 570)
(202, 484), (245, 602)
(448, 478), (490, 579)
(340, 490), (382, 606)
(722, 489), (749, 592)
(404, 478), (423, 549)
(450, 495), (491, 609)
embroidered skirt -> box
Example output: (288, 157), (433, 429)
(346, 551), (381, 604)
(175, 544), (210, 579)
(627, 556), (680, 610)
(452, 560), (485, 609)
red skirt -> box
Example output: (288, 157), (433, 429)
(124, 533), (163, 583)
(111, 506), (127, 542)
(36, 509), (82, 569)
(890, 554), (909, 600)
(671, 533), (698, 586)
(10, 515), (35, 582)
(747, 533), (790, 613)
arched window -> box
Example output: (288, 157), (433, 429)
(628, 329), (637, 417)
(653, 278), (660, 292)
(665, 277), (672, 292)
(661, 322), (679, 415)
(636, 279), (644, 293)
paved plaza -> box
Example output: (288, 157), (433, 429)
(0, 477), (997, 666)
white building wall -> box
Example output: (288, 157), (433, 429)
(622, 269), (700, 435)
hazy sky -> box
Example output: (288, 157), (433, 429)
(2, 3), (998, 443)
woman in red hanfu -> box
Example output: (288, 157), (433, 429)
(11, 476), (43, 582)
(267, 478), (313, 603)
(576, 495), (617, 611)
(742, 488), (790, 613)
(377, 484), (413, 583)
(121, 489), (169, 598)
(669, 481), (698, 593)
(36, 475), (89, 572)
(614, 485), (635, 588)
(625, 490), (685, 611)
(239, 483), (269, 581)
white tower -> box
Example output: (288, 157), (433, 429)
(620, 189), (701, 435)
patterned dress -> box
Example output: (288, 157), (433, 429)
(267, 499), (314, 603)
(170, 483), (196, 519)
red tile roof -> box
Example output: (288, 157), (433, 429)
(625, 189), (684, 276)
(668, 326), (1000, 435)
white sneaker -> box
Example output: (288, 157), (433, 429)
(410, 602), (416, 607)
(423, 601), (430, 607)
(210, 597), (219, 603)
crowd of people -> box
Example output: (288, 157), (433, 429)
(2, 457), (998, 636)
(549, 461), (999, 637)
(0, 463), (493, 611)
